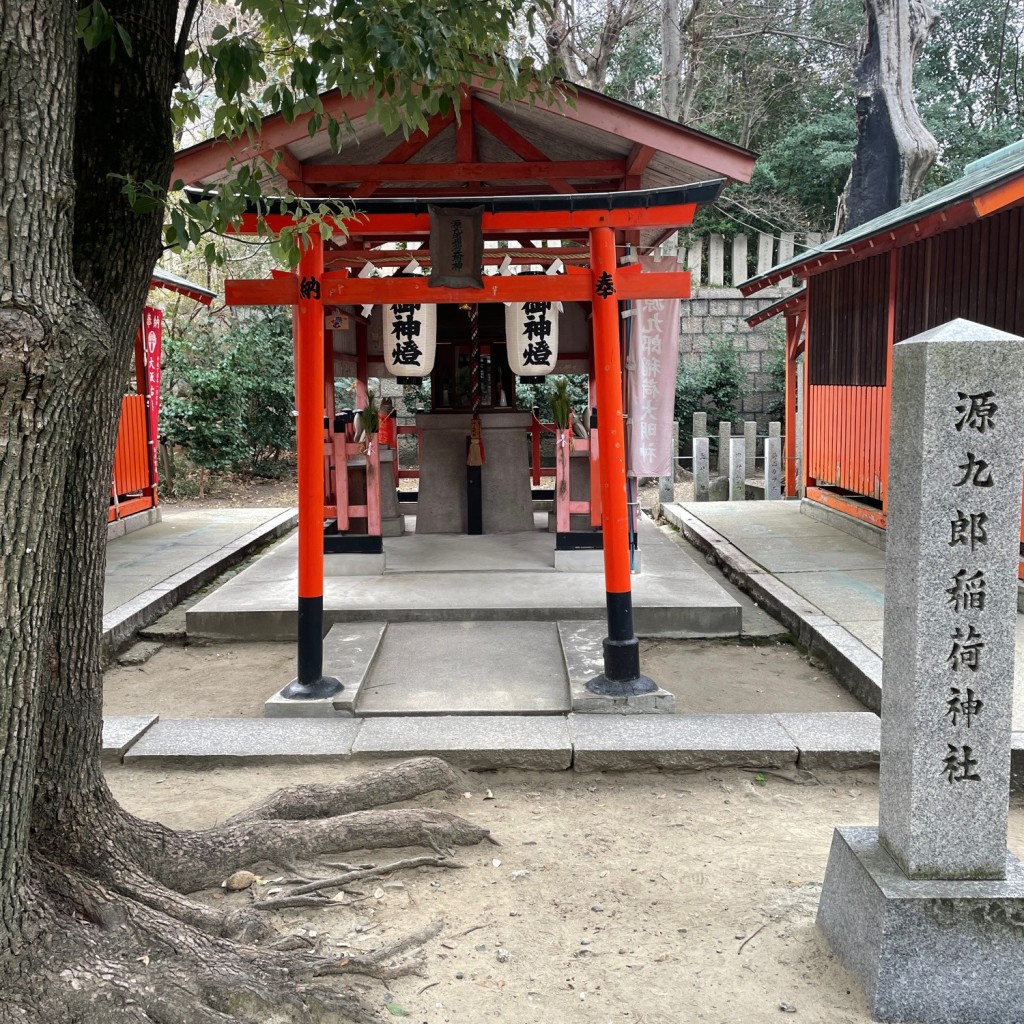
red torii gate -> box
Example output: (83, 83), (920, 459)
(224, 182), (720, 699)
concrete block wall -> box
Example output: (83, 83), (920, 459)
(679, 285), (789, 425)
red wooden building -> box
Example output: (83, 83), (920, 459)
(741, 141), (1024, 576)
(173, 81), (756, 696)
(109, 269), (215, 527)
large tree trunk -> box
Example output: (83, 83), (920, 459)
(837, 0), (938, 231)
(0, 0), (106, 963)
(29, 0), (181, 860)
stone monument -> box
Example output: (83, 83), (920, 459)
(744, 419), (757, 477)
(817, 320), (1024, 1023)
(692, 411), (707, 439)
(693, 436), (710, 502)
(765, 434), (782, 500)
(728, 437), (745, 501)
(718, 419), (731, 474)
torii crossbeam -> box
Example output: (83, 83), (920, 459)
(222, 182), (721, 699)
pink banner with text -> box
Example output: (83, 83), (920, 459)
(143, 306), (163, 486)
(627, 256), (681, 477)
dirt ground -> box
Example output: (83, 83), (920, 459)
(104, 636), (862, 719)
(105, 760), (1024, 1024)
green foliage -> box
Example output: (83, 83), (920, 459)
(548, 376), (573, 429)
(516, 374), (588, 422)
(402, 378), (431, 413)
(762, 325), (786, 422)
(675, 335), (747, 439)
(133, 0), (560, 267)
(161, 310), (295, 478)
(918, 0), (1024, 187)
(76, 1), (133, 58)
(361, 389), (380, 435)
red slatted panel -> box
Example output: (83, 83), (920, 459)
(806, 384), (886, 500)
(112, 395), (150, 497)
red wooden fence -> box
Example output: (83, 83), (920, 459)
(109, 395), (155, 521)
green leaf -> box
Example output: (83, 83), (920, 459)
(385, 1003), (410, 1017)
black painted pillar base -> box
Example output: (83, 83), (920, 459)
(467, 463), (482, 535)
(585, 591), (658, 696)
(281, 674), (343, 700)
(282, 594), (343, 700)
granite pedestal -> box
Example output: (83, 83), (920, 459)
(415, 411), (533, 534)
(818, 826), (1024, 1024)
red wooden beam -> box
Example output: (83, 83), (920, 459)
(173, 91), (375, 186)
(973, 175), (1024, 217)
(300, 159), (626, 184)
(225, 276), (298, 305)
(307, 183), (591, 199)
(473, 101), (548, 160)
(457, 90), (475, 164)
(236, 201), (698, 237)
(559, 88), (756, 184)
(472, 101), (576, 196)
(225, 268), (693, 307)
(350, 109), (456, 199)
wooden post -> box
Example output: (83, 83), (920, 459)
(586, 226), (655, 694)
(283, 226), (341, 700)
(555, 428), (572, 534)
(785, 313), (800, 497)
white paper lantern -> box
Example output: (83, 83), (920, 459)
(505, 300), (559, 375)
(383, 302), (437, 376)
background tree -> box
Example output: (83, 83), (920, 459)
(161, 309), (297, 490)
(0, 2), (554, 1021)
(836, 0), (939, 230)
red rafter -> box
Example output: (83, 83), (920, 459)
(350, 109), (456, 199)
(625, 143), (656, 177)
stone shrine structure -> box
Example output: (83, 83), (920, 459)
(817, 319), (1024, 1023)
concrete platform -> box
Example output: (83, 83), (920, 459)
(351, 715), (573, 769)
(569, 713), (799, 772)
(103, 507), (297, 656)
(102, 715), (159, 761)
(774, 712), (881, 770)
(186, 515), (742, 641)
(663, 500), (1024, 730)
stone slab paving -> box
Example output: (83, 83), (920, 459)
(124, 718), (360, 765)
(103, 507), (297, 655)
(351, 715), (572, 770)
(265, 622), (387, 717)
(356, 621), (570, 715)
(569, 713), (798, 772)
(102, 715), (159, 761)
(773, 712), (880, 770)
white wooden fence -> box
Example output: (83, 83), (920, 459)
(681, 230), (832, 288)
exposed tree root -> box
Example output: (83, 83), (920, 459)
(161, 806), (492, 894)
(220, 757), (465, 826)
(1, 758), (491, 1023)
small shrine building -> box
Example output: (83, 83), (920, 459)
(172, 81), (756, 697)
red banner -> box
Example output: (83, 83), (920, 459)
(143, 306), (163, 486)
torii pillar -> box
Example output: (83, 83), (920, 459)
(586, 226), (655, 695)
(282, 226), (342, 699)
